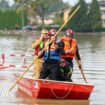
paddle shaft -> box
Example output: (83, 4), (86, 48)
(9, 5), (80, 92)
(75, 55), (87, 83)
(55, 5), (80, 38)
(79, 66), (88, 83)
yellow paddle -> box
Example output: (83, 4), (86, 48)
(8, 5), (80, 92)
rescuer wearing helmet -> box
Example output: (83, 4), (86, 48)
(40, 28), (63, 80)
(48, 28), (56, 35)
(59, 28), (82, 81)
(32, 29), (48, 79)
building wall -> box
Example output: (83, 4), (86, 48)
(100, 6), (105, 27)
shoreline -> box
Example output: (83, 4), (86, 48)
(0, 30), (105, 36)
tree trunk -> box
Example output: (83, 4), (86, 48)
(41, 16), (45, 28)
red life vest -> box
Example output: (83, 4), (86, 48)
(33, 39), (44, 56)
(34, 45), (40, 55)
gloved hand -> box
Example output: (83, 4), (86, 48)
(38, 51), (43, 58)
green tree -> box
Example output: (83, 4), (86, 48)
(0, 8), (27, 29)
(88, 0), (102, 32)
(67, 0), (88, 32)
(14, 0), (68, 27)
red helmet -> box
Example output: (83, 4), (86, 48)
(66, 29), (74, 37)
(48, 28), (56, 36)
(60, 58), (66, 65)
(61, 58), (66, 62)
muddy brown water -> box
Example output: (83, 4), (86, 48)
(0, 32), (105, 105)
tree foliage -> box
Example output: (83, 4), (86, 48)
(67, 0), (88, 32)
(0, 9), (27, 29)
(13, 0), (69, 27)
(67, 0), (102, 32)
(88, 0), (102, 32)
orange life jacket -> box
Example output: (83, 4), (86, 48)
(61, 36), (77, 59)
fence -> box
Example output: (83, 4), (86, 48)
(0, 48), (34, 70)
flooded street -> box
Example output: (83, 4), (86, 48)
(0, 32), (105, 105)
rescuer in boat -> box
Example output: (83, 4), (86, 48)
(58, 47), (81, 82)
(59, 28), (82, 81)
(58, 58), (72, 81)
(40, 29), (63, 80)
(32, 29), (48, 79)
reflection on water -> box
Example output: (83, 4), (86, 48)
(16, 89), (89, 105)
(0, 87), (89, 105)
(0, 32), (105, 105)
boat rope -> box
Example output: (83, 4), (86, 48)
(79, 84), (93, 91)
(48, 81), (74, 99)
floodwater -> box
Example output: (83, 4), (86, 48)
(0, 31), (105, 105)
